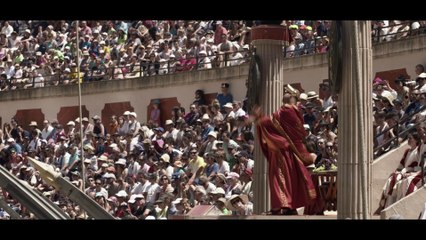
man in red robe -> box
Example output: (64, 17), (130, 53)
(253, 94), (316, 215)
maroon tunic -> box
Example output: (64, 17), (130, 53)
(256, 104), (316, 210)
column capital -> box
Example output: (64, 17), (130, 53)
(251, 25), (290, 42)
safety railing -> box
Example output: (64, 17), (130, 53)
(373, 105), (426, 159)
(0, 50), (252, 90)
(372, 20), (426, 44)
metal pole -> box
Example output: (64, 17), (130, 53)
(76, 20), (85, 193)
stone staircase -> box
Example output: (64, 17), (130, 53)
(371, 141), (408, 214)
(372, 140), (426, 219)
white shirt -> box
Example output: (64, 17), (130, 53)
(41, 125), (54, 140)
(218, 161), (230, 175)
(131, 180), (151, 195)
(1, 25), (13, 37)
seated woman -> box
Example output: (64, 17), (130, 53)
(380, 132), (421, 209)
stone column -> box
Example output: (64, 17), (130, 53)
(251, 25), (289, 214)
(337, 21), (373, 219)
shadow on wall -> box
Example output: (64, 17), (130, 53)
(57, 105), (89, 127)
(375, 68), (410, 90)
(204, 92), (219, 106)
(101, 102), (134, 125)
(15, 109), (45, 131)
(147, 98), (181, 128)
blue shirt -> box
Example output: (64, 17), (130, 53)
(205, 162), (219, 177)
(216, 93), (233, 111)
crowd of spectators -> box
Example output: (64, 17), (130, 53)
(2, 20), (424, 92)
(2, 61), (426, 219)
(0, 82), (255, 219)
(372, 20), (426, 43)
(0, 20), (255, 91)
(377, 64), (426, 209)
(1, 20), (426, 219)
(0, 19), (343, 92)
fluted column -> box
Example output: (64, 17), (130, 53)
(337, 21), (373, 219)
(251, 25), (288, 214)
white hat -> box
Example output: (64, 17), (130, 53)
(226, 194), (249, 211)
(160, 154), (170, 163)
(64, 68), (71, 73)
(165, 119), (174, 125)
(202, 114), (210, 121)
(306, 91), (319, 99)
(133, 194), (144, 200)
(412, 22), (421, 30)
(299, 93), (308, 101)
(194, 186), (207, 195)
(7, 138), (15, 143)
(115, 158), (127, 166)
(67, 121), (75, 126)
(98, 155), (108, 162)
(226, 172), (240, 179)
(303, 124), (310, 130)
(115, 190), (128, 198)
(210, 187), (225, 195)
(198, 50), (207, 56)
(103, 173), (116, 179)
(128, 195), (137, 204)
(29, 121), (38, 127)
(127, 194), (144, 203)
(129, 112), (137, 118)
(216, 21), (222, 25)
(224, 102), (233, 108)
(208, 131), (217, 138)
(123, 111), (131, 116)
(381, 91), (395, 106)
(418, 73), (426, 78)
(172, 198), (183, 205)
(99, 41), (105, 45)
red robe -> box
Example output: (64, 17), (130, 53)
(256, 104), (316, 210)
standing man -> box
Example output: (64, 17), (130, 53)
(216, 83), (233, 114)
(252, 93), (316, 215)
